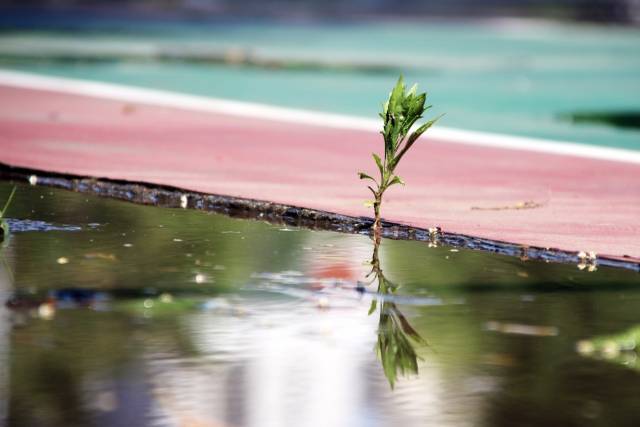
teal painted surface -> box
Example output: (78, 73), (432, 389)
(2, 21), (640, 150)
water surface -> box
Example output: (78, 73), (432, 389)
(1, 182), (639, 427)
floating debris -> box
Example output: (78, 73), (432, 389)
(83, 252), (117, 261)
(316, 296), (330, 310)
(427, 227), (441, 248)
(471, 200), (544, 211)
(481, 352), (518, 367)
(577, 251), (598, 271)
(37, 302), (55, 320)
(159, 293), (173, 303)
(576, 340), (596, 355)
(484, 321), (558, 337)
(56, 256), (69, 265)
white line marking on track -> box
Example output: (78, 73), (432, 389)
(1, 68), (639, 165)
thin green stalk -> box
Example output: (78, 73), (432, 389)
(0, 186), (16, 220)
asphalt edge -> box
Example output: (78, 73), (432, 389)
(1, 162), (638, 273)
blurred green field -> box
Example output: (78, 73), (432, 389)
(1, 20), (639, 150)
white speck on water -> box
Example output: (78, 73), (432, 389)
(317, 296), (330, 309)
(194, 273), (207, 284)
(57, 257), (69, 264)
(143, 299), (154, 309)
(28, 175), (38, 185)
(38, 303), (55, 320)
(173, 238), (183, 242)
(123, 243), (133, 248)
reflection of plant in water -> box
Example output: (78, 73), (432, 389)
(0, 186), (16, 240)
(0, 186), (16, 285)
(367, 238), (427, 388)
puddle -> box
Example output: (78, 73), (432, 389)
(1, 181), (640, 427)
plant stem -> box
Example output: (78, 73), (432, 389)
(0, 186), (16, 220)
(373, 191), (383, 240)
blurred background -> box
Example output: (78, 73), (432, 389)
(3, 0), (640, 23)
(0, 0), (639, 149)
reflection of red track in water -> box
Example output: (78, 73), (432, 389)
(1, 84), (639, 260)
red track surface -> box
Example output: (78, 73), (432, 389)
(1, 85), (639, 260)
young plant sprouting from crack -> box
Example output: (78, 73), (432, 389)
(359, 76), (441, 238)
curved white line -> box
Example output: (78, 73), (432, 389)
(1, 68), (639, 165)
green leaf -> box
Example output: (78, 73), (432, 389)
(368, 299), (378, 315)
(0, 186), (16, 220)
(381, 100), (389, 117)
(388, 175), (405, 187)
(358, 172), (377, 183)
(387, 75), (405, 114)
(372, 153), (384, 176)
(407, 83), (417, 97)
(407, 113), (444, 147)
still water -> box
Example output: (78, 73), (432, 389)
(1, 182), (639, 427)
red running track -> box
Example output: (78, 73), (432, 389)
(1, 85), (639, 260)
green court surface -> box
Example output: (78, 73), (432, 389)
(1, 20), (640, 150)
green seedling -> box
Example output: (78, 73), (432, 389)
(359, 76), (441, 238)
(0, 186), (16, 239)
